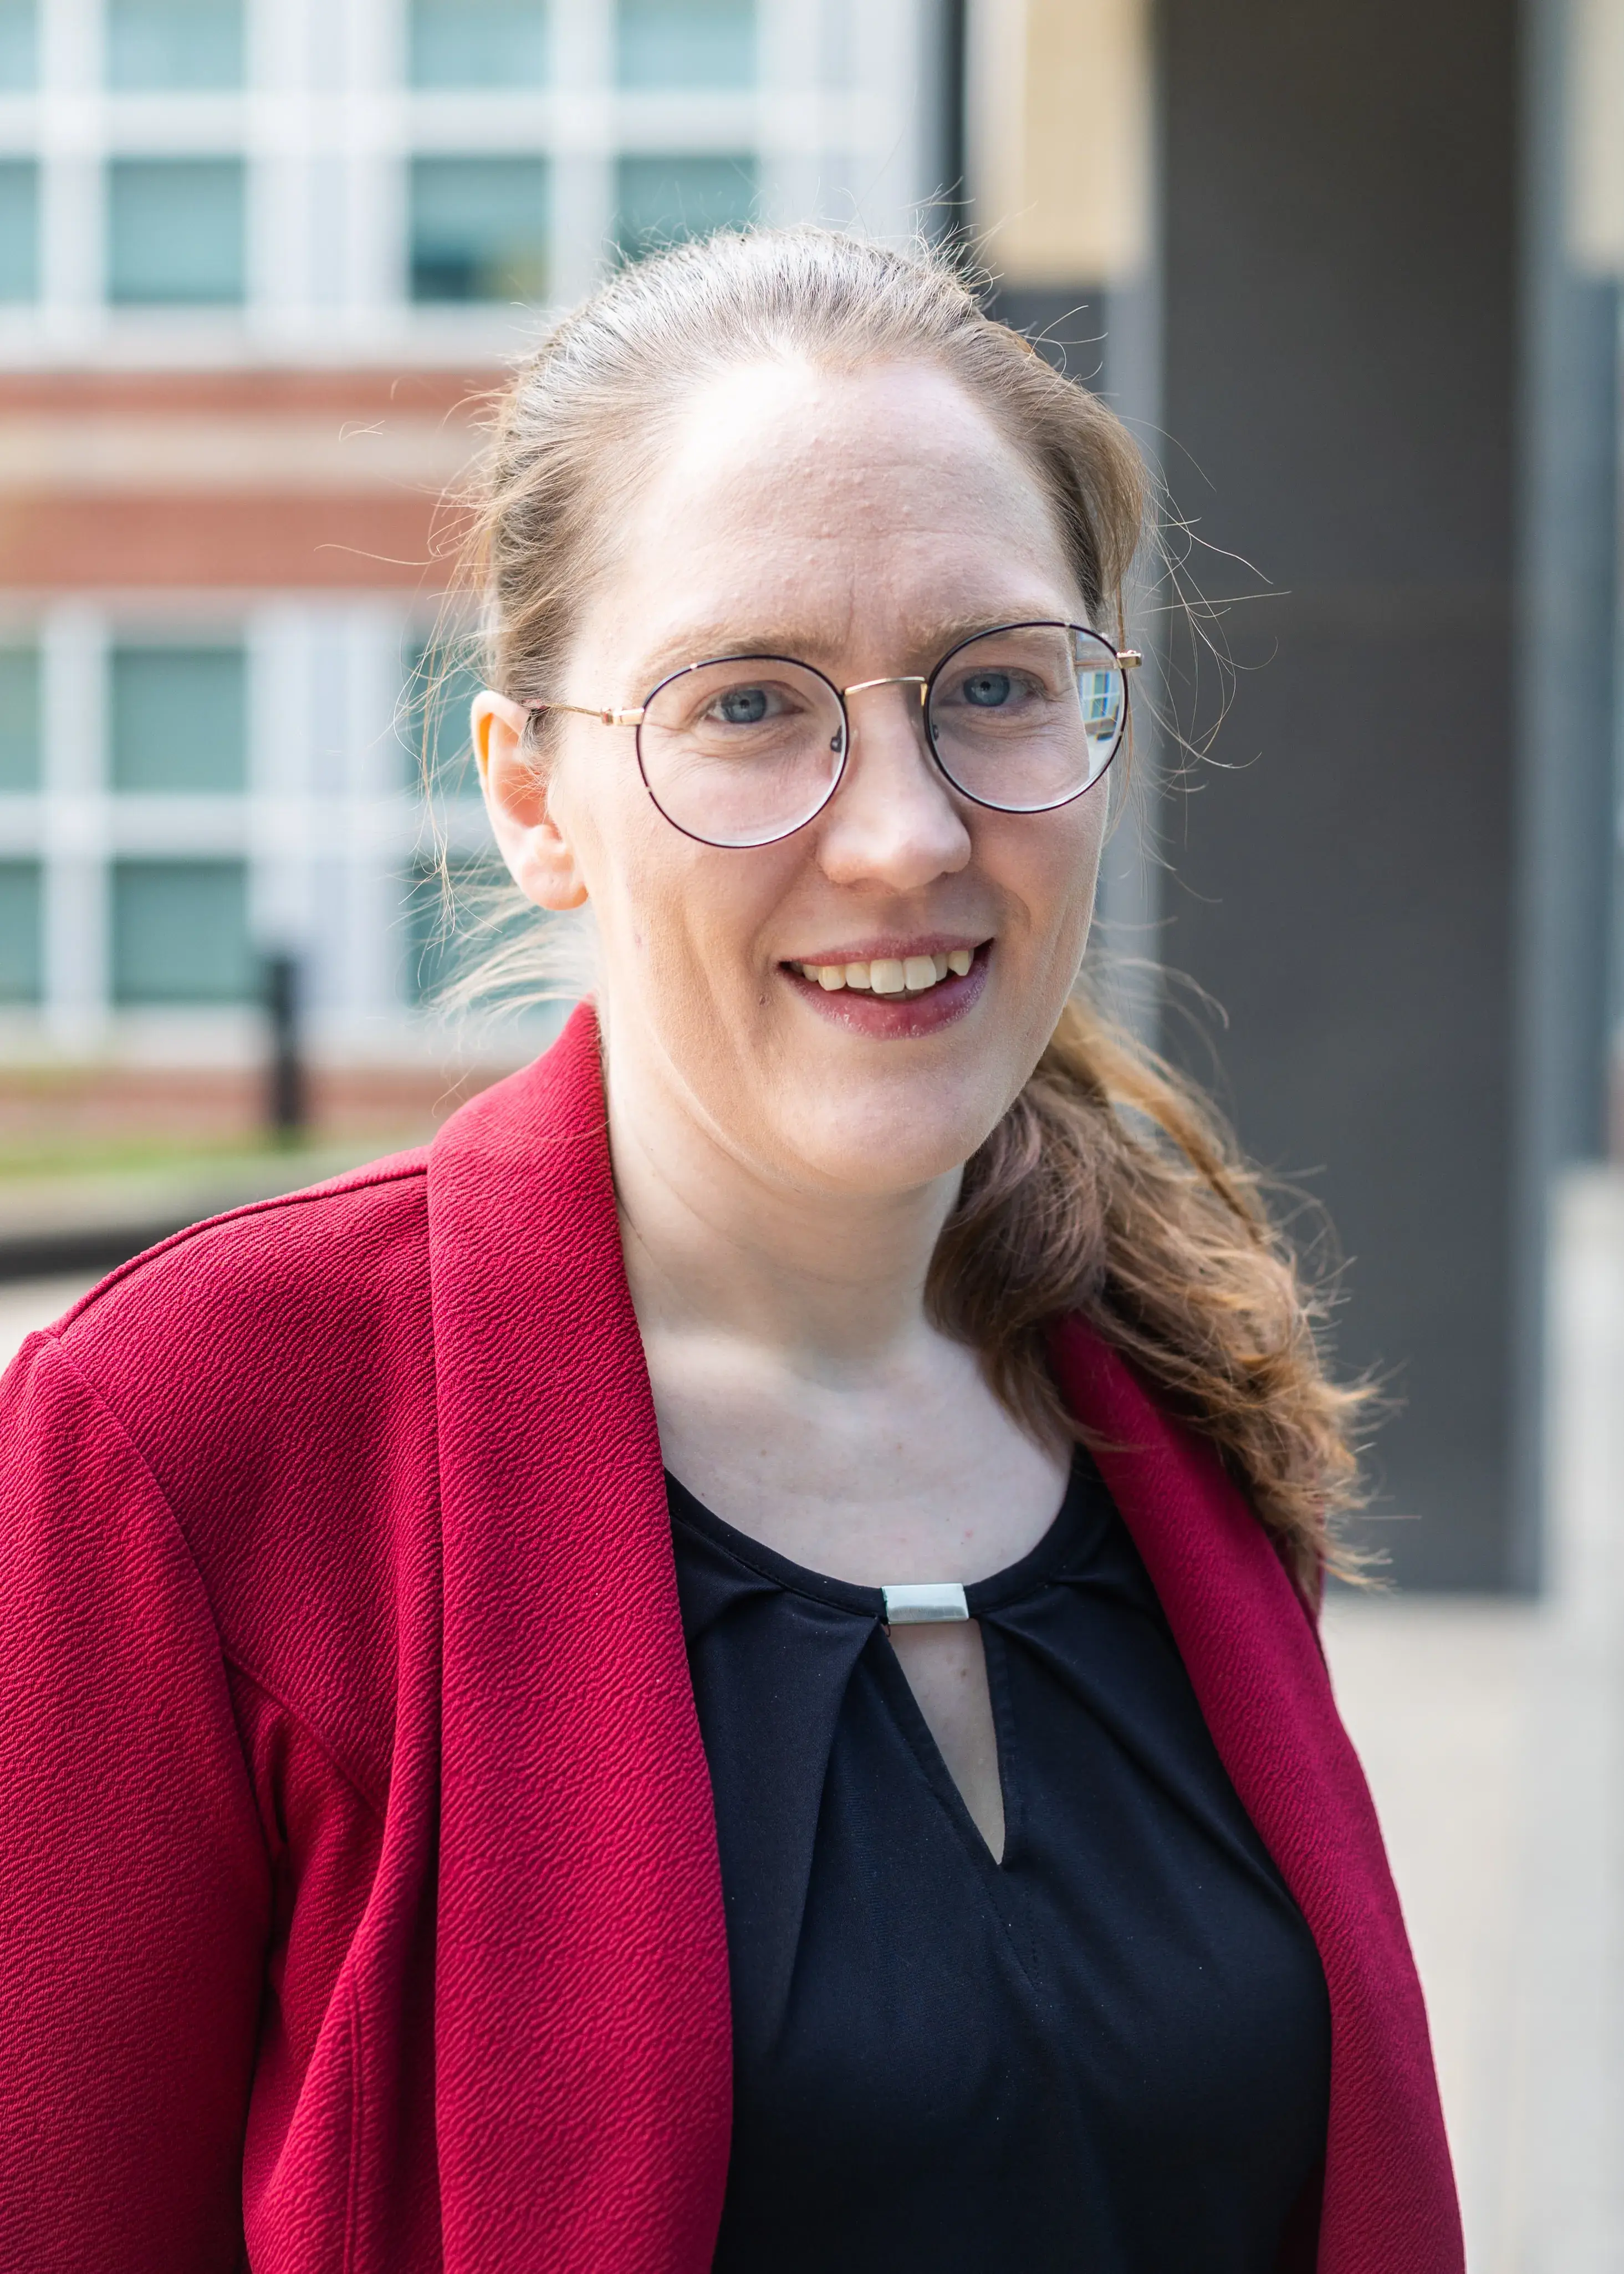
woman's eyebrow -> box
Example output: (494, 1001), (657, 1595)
(631, 611), (1050, 684)
(641, 625), (819, 672)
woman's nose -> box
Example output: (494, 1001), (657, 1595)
(815, 684), (972, 890)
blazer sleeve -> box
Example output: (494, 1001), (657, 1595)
(0, 1332), (271, 2272)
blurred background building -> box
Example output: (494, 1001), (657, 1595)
(0, 0), (944, 1155)
(965, 0), (1624, 1605)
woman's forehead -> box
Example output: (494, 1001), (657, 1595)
(585, 361), (1079, 671)
(648, 357), (1046, 523)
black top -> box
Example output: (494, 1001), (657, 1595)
(668, 1449), (1331, 2274)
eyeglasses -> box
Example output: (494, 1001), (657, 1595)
(525, 620), (1140, 851)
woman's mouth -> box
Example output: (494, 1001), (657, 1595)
(778, 941), (992, 1036)
(788, 947), (975, 1000)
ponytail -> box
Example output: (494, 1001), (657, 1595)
(928, 997), (1367, 1588)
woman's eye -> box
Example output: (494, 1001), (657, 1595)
(713, 686), (772, 725)
(944, 665), (1056, 716)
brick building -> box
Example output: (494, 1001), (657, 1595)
(0, 0), (947, 1141)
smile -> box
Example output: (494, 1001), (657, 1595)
(789, 947), (976, 999)
(779, 940), (993, 1038)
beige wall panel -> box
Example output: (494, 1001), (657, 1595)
(1569, 0), (1624, 273)
(968, 0), (1152, 287)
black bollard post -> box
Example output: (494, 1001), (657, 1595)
(264, 953), (308, 1142)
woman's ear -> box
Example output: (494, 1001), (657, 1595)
(472, 691), (590, 912)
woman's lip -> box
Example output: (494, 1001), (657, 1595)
(782, 941), (992, 1038)
(780, 934), (985, 967)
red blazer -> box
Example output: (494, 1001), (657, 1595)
(0, 1004), (1462, 2273)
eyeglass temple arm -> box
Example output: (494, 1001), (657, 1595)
(525, 700), (647, 727)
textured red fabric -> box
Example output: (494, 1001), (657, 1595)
(0, 1002), (1460, 2271)
(1050, 1323), (1464, 2273)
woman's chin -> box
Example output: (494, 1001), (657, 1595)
(759, 1093), (1005, 1200)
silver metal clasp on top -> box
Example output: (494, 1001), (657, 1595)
(881, 1581), (971, 1626)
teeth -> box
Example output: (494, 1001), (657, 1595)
(794, 946), (980, 994)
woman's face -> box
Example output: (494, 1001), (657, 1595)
(482, 357), (1112, 1202)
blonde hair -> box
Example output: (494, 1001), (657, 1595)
(454, 225), (1366, 1591)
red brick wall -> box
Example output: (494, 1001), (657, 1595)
(0, 366), (498, 592)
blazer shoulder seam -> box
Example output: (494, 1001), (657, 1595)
(24, 1337), (274, 1864)
(33, 1338), (390, 1827)
(223, 1655), (387, 1823)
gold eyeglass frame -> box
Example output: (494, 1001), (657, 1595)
(522, 620), (1142, 850)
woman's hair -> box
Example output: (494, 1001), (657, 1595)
(453, 223), (1366, 1592)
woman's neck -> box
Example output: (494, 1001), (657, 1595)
(602, 1017), (1070, 1600)
(606, 1039), (961, 1378)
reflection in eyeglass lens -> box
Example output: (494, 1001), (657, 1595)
(927, 627), (1123, 809)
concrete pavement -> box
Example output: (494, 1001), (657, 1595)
(1326, 1169), (1624, 2270)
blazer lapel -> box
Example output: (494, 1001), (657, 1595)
(427, 1005), (731, 2274)
(1050, 1318), (1463, 2274)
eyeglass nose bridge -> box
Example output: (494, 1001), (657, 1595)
(840, 673), (930, 705)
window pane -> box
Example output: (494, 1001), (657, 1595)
(108, 159), (246, 307)
(614, 155), (757, 260)
(113, 859), (252, 1004)
(401, 636), (483, 799)
(0, 860), (40, 1002)
(410, 0), (546, 87)
(0, 0), (37, 90)
(106, 0), (242, 89)
(0, 161), (38, 302)
(0, 645), (40, 789)
(110, 645), (246, 792)
(410, 157), (548, 304)
(617, 0), (753, 86)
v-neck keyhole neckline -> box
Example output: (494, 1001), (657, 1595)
(883, 1617), (1008, 1864)
(662, 1460), (1087, 1874)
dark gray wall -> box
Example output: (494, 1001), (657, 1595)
(1157, 0), (1519, 1585)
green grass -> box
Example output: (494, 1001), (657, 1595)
(0, 1128), (423, 1182)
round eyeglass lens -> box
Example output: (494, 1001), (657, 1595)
(637, 656), (847, 848)
(927, 623), (1126, 812)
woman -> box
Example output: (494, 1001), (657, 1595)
(0, 230), (1460, 2272)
